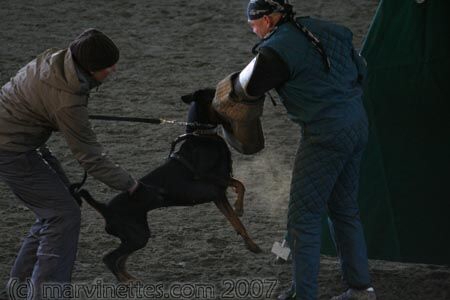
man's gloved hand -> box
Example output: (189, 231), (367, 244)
(127, 181), (166, 210)
(127, 180), (140, 195)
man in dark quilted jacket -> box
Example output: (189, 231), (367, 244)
(214, 1), (376, 299)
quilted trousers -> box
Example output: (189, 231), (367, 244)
(287, 117), (371, 300)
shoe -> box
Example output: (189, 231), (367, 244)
(277, 285), (296, 300)
(331, 287), (376, 300)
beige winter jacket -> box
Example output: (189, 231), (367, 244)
(0, 48), (135, 191)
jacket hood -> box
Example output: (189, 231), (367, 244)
(38, 48), (82, 94)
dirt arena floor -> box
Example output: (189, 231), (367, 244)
(1, 0), (449, 299)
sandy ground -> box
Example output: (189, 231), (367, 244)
(1, 0), (449, 299)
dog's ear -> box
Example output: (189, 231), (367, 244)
(181, 92), (195, 104)
(181, 88), (216, 105)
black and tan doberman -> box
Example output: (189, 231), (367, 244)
(77, 89), (261, 282)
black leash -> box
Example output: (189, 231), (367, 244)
(89, 115), (216, 130)
(89, 115), (162, 124)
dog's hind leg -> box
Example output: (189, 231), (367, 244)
(103, 244), (133, 282)
(213, 196), (262, 253)
(103, 215), (150, 282)
(116, 254), (135, 282)
(103, 236), (148, 282)
(228, 178), (245, 217)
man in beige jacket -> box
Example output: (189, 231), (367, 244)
(0, 28), (138, 299)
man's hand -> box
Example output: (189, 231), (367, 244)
(127, 180), (140, 195)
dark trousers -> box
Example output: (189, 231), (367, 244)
(0, 147), (80, 300)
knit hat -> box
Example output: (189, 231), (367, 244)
(69, 28), (119, 72)
(247, 0), (288, 21)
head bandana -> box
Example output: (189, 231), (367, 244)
(247, 0), (287, 21)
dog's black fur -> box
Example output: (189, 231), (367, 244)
(79, 89), (260, 282)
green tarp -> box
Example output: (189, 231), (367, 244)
(321, 0), (450, 265)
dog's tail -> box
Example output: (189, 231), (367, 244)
(78, 189), (108, 216)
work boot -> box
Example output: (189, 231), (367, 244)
(331, 287), (376, 300)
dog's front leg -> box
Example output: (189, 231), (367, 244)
(213, 196), (261, 253)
